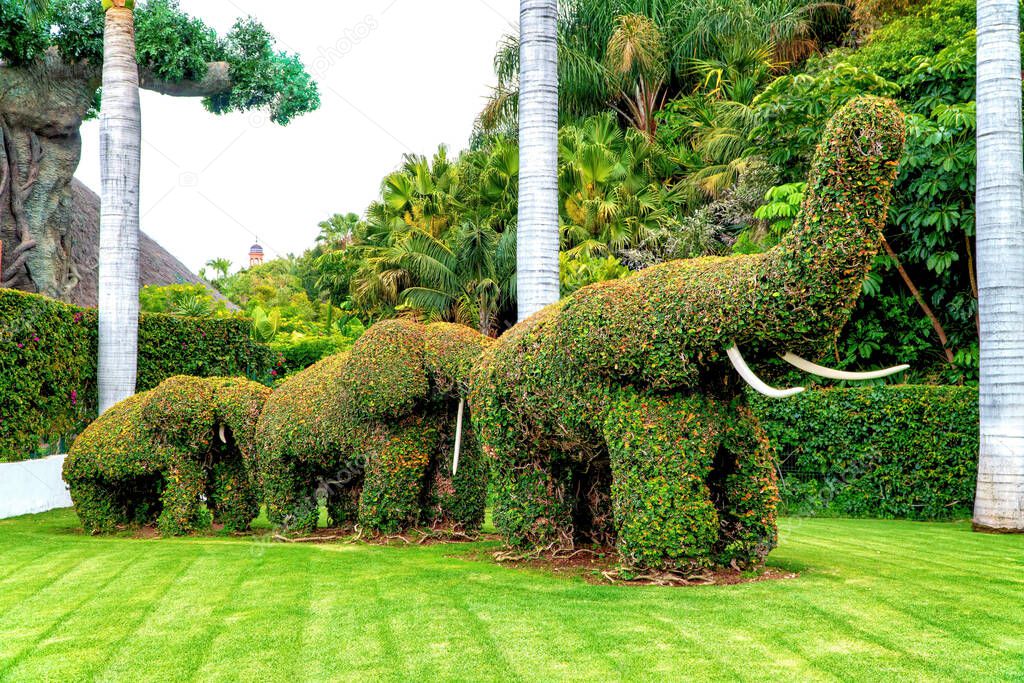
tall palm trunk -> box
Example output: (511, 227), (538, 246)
(98, 0), (141, 414)
(974, 0), (1024, 532)
(516, 0), (560, 321)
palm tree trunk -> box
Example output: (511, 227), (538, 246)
(98, 0), (141, 414)
(974, 0), (1024, 532)
(517, 0), (561, 321)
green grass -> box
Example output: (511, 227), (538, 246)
(0, 511), (1022, 682)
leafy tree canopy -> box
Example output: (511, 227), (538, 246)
(0, 0), (319, 123)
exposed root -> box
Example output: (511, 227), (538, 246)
(416, 528), (480, 544)
(266, 524), (483, 547)
(600, 568), (716, 586)
(552, 547), (601, 560)
(272, 532), (357, 544)
(493, 541), (559, 563)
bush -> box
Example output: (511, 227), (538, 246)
(0, 290), (96, 463)
(269, 335), (354, 375)
(751, 385), (978, 520)
(0, 289), (277, 462)
(256, 320), (491, 535)
(64, 376), (271, 535)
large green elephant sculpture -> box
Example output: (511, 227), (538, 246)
(470, 97), (908, 571)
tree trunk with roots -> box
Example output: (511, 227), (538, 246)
(974, 0), (1024, 532)
(98, 0), (142, 414)
(516, 0), (561, 321)
(0, 54), (96, 298)
(0, 51), (233, 302)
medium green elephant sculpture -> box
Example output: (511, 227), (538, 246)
(255, 320), (492, 534)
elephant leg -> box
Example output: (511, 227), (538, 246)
(157, 454), (212, 536)
(714, 402), (780, 568)
(208, 457), (260, 533)
(67, 480), (125, 534)
(358, 417), (437, 534)
(571, 456), (615, 547)
(603, 391), (722, 571)
(69, 473), (164, 533)
(263, 458), (320, 534)
(325, 475), (362, 527)
(485, 428), (575, 550)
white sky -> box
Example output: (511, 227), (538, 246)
(77, 0), (520, 275)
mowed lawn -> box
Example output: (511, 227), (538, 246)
(0, 511), (1022, 682)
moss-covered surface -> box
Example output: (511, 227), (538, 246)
(63, 376), (271, 535)
(255, 320), (492, 535)
(471, 97), (906, 571)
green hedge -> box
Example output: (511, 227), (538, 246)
(269, 336), (354, 376)
(0, 289), (276, 462)
(751, 386), (978, 520)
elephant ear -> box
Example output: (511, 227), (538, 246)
(342, 319), (428, 420)
(142, 376), (215, 452)
(208, 377), (273, 458)
(65, 391), (164, 481)
(423, 323), (494, 397)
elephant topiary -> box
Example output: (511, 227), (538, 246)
(469, 96), (908, 571)
(254, 319), (492, 535)
(64, 376), (271, 535)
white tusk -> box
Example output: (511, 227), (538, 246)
(726, 345), (806, 399)
(781, 353), (909, 381)
(452, 398), (464, 476)
(219, 423), (227, 444)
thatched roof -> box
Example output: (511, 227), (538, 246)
(67, 179), (234, 309)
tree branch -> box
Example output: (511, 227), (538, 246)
(137, 62), (231, 98)
(881, 236), (955, 364)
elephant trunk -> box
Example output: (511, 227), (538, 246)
(756, 96), (907, 353)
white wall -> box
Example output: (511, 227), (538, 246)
(0, 455), (73, 519)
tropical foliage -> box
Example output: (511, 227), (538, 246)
(216, 0), (986, 382)
(479, 0), (849, 135)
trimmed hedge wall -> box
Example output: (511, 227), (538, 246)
(0, 289), (276, 462)
(751, 386), (978, 520)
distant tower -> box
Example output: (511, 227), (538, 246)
(248, 241), (265, 267)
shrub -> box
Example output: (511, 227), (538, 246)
(256, 320), (491, 535)
(0, 290), (96, 463)
(751, 385), (978, 520)
(0, 290), (277, 462)
(139, 283), (229, 316)
(269, 335), (354, 375)
(64, 376), (271, 535)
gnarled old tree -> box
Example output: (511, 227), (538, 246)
(0, 0), (318, 299)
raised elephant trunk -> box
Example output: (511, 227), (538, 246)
(538, 96), (907, 393)
(759, 98), (906, 340)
